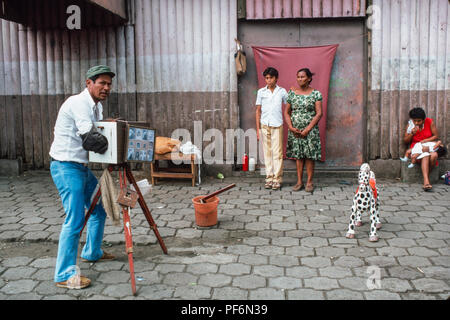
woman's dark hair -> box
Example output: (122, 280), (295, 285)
(436, 146), (447, 158)
(409, 107), (426, 120)
(263, 67), (279, 79)
(297, 68), (315, 83)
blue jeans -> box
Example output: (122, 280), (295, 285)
(50, 161), (106, 282)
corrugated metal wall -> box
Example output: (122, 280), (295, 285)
(134, 0), (238, 138)
(368, 0), (449, 160)
(0, 0), (238, 169)
(246, 0), (366, 19)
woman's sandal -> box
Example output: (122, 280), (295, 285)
(292, 183), (304, 191)
(56, 275), (91, 289)
(422, 184), (433, 192)
(81, 251), (115, 263)
(305, 184), (314, 193)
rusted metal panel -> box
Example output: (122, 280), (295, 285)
(238, 19), (366, 168)
(246, 0), (366, 19)
(89, 0), (127, 19)
(0, 0), (238, 168)
(368, 0), (449, 160)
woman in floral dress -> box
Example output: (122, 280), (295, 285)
(284, 68), (323, 192)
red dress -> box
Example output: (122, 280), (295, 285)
(410, 118), (433, 148)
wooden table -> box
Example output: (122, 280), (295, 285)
(150, 152), (198, 186)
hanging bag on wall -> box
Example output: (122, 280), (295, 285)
(234, 39), (247, 76)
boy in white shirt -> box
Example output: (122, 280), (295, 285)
(255, 67), (288, 190)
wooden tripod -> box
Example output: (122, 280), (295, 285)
(80, 163), (168, 295)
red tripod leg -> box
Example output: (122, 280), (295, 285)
(122, 206), (137, 296)
(119, 166), (137, 296)
(125, 164), (168, 254)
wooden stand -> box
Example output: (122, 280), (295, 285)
(150, 152), (198, 187)
(81, 163), (168, 296)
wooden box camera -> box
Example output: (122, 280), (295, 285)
(89, 121), (155, 164)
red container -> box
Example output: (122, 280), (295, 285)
(242, 154), (249, 171)
(192, 196), (219, 227)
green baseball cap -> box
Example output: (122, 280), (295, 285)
(86, 65), (115, 80)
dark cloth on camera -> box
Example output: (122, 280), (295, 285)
(81, 126), (108, 154)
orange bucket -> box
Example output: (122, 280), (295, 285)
(192, 196), (219, 227)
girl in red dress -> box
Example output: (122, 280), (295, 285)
(403, 108), (439, 191)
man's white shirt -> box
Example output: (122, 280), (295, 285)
(49, 88), (103, 164)
(256, 85), (288, 127)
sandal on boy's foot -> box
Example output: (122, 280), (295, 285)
(81, 251), (115, 263)
(292, 183), (304, 192)
(272, 182), (281, 190)
(264, 182), (273, 189)
(56, 275), (91, 289)
(305, 184), (314, 193)
(369, 235), (379, 242)
(422, 184), (433, 192)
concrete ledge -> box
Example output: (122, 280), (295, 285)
(400, 161), (439, 184)
(0, 158), (23, 176)
(369, 160), (401, 179)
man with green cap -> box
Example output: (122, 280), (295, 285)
(49, 65), (116, 289)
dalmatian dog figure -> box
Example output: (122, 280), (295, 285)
(346, 163), (382, 242)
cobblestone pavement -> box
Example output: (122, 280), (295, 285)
(0, 171), (448, 300)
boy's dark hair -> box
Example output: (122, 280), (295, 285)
(436, 146), (447, 158)
(409, 107), (426, 120)
(263, 67), (279, 79)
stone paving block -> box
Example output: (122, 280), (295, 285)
(6, 292), (42, 300)
(326, 289), (364, 300)
(212, 287), (248, 300)
(219, 263), (251, 276)
(225, 244), (255, 255)
(269, 255), (299, 267)
(253, 265), (284, 277)
(319, 266), (352, 279)
(365, 256), (397, 268)
(271, 237), (299, 247)
(402, 292), (438, 300)
(376, 247), (408, 257)
(387, 238), (418, 247)
(300, 237), (328, 248)
(1, 256), (33, 267)
(30, 257), (56, 268)
(0, 279), (39, 294)
(334, 256), (365, 268)
(102, 283), (136, 298)
(423, 231), (450, 240)
(232, 275), (266, 289)
(174, 285), (213, 299)
(301, 257), (332, 268)
(364, 290), (401, 300)
(285, 266), (318, 279)
(397, 256), (432, 267)
(198, 274), (232, 287)
(163, 272), (198, 286)
(250, 288), (285, 300)
(386, 266), (424, 280)
(186, 263), (218, 275)
(287, 288), (325, 300)
(429, 256), (450, 267)
(340, 276), (373, 291)
(269, 277), (302, 289)
(97, 271), (130, 284)
(379, 278), (413, 292)
(238, 254), (268, 266)
(304, 277), (339, 290)
(407, 247), (439, 257)
(255, 245), (285, 256)
(2, 266), (37, 280)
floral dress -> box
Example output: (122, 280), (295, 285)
(286, 89), (322, 160)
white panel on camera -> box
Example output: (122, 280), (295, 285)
(89, 122), (126, 164)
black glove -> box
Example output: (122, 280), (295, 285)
(81, 126), (108, 154)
